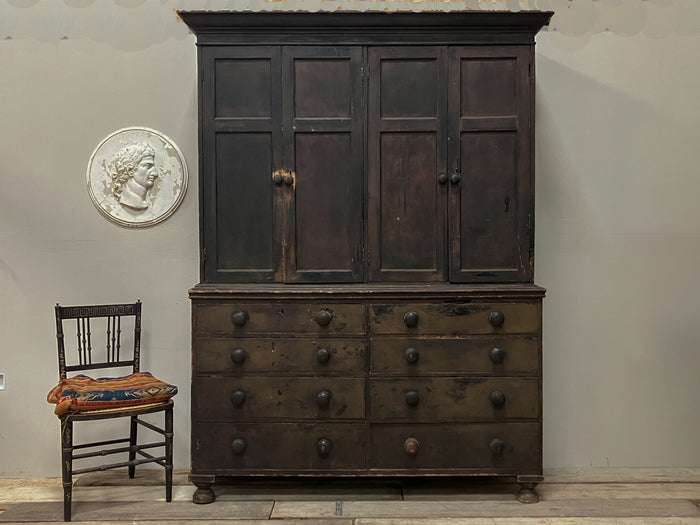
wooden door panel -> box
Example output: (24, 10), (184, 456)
(214, 58), (273, 118)
(215, 133), (275, 275)
(293, 133), (358, 275)
(368, 47), (447, 282)
(283, 47), (364, 283)
(202, 47), (283, 282)
(449, 47), (532, 283)
(459, 131), (519, 270)
(379, 132), (440, 272)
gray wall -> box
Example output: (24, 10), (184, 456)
(1, 0), (699, 477)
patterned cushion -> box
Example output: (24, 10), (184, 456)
(47, 372), (178, 416)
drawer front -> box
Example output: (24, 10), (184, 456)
(370, 303), (539, 335)
(370, 337), (539, 375)
(194, 303), (366, 336)
(196, 377), (365, 420)
(192, 422), (366, 471)
(370, 377), (539, 420)
(369, 422), (540, 471)
(195, 337), (366, 374)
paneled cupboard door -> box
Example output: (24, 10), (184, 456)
(202, 47), (284, 283)
(368, 47), (449, 282)
(282, 47), (365, 283)
(448, 46), (534, 283)
(368, 46), (534, 283)
(201, 46), (364, 283)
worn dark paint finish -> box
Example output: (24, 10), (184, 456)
(370, 337), (539, 376)
(369, 377), (539, 420)
(195, 337), (366, 375)
(192, 422), (367, 471)
(369, 422), (540, 471)
(182, 10), (551, 505)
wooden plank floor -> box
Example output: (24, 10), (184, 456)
(0, 468), (698, 524)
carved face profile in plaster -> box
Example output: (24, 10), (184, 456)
(109, 143), (159, 210)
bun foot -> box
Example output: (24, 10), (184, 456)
(516, 482), (540, 503)
(193, 482), (216, 504)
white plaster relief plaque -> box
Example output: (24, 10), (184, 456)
(87, 127), (188, 227)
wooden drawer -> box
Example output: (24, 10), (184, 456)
(194, 302), (366, 336)
(369, 422), (540, 471)
(370, 337), (539, 375)
(369, 377), (539, 420)
(195, 337), (366, 374)
(192, 422), (366, 471)
(370, 302), (539, 335)
(196, 377), (365, 420)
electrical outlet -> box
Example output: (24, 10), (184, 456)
(0, 373), (5, 391)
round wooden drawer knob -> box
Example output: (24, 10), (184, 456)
(230, 348), (247, 364)
(405, 390), (420, 407)
(231, 311), (249, 327)
(405, 348), (420, 363)
(403, 312), (419, 327)
(404, 437), (420, 456)
(231, 438), (246, 455)
(490, 438), (505, 456)
(316, 390), (332, 408)
(316, 438), (332, 458)
(488, 311), (505, 327)
(230, 389), (246, 406)
(489, 347), (506, 364)
(315, 311), (332, 326)
(490, 390), (506, 407)
(316, 348), (331, 364)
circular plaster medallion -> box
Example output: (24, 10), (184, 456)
(87, 127), (188, 228)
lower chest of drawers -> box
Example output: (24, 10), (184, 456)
(190, 287), (544, 482)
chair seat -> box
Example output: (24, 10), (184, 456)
(47, 372), (178, 416)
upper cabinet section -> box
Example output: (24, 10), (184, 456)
(180, 11), (552, 284)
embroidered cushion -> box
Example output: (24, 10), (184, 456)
(47, 372), (178, 416)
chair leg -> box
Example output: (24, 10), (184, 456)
(60, 418), (73, 522)
(165, 404), (174, 502)
(128, 415), (138, 478)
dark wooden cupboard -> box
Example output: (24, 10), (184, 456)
(181, 10), (552, 504)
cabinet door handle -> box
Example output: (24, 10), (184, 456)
(437, 173), (448, 185)
(450, 171), (461, 185)
(273, 172), (284, 185)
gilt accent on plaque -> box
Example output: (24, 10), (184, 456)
(87, 127), (188, 227)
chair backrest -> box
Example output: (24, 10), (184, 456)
(55, 301), (142, 380)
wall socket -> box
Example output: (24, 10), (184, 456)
(0, 373), (5, 391)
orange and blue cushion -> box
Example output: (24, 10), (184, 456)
(47, 372), (178, 416)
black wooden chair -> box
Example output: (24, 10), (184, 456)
(49, 301), (176, 521)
